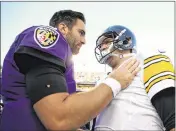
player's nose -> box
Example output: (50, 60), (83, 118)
(81, 37), (86, 45)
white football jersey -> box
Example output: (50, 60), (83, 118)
(95, 54), (165, 130)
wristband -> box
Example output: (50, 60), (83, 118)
(102, 77), (121, 97)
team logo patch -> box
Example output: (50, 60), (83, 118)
(34, 26), (59, 48)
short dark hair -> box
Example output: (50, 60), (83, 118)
(49, 10), (86, 29)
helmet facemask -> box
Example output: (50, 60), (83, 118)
(95, 31), (117, 64)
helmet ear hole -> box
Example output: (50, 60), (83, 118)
(123, 37), (131, 45)
(123, 40), (128, 45)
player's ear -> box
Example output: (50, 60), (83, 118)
(58, 22), (69, 36)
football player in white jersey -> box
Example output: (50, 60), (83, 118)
(93, 25), (165, 130)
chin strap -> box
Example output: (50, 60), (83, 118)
(110, 53), (136, 59)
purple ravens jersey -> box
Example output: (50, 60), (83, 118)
(0, 25), (76, 131)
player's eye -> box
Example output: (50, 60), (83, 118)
(103, 41), (112, 46)
(78, 30), (85, 37)
(99, 43), (108, 51)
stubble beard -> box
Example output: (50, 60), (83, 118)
(66, 32), (78, 55)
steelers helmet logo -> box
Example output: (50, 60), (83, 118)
(34, 26), (60, 48)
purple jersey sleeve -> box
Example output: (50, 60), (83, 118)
(14, 26), (70, 69)
(14, 25), (76, 93)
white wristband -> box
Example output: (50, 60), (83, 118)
(102, 77), (121, 97)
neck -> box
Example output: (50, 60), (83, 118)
(112, 53), (135, 70)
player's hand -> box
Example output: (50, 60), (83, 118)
(108, 57), (141, 89)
